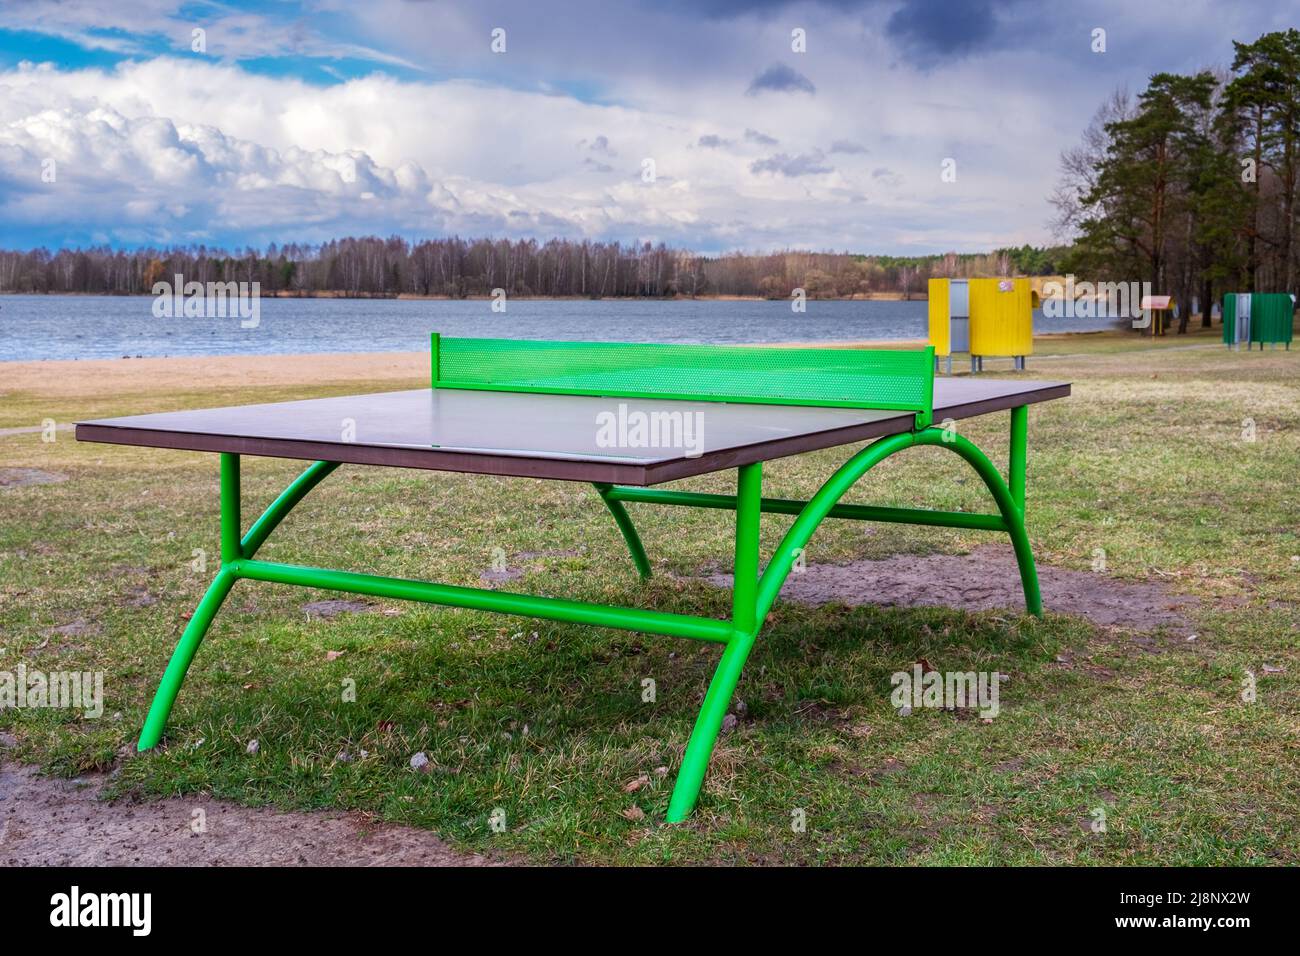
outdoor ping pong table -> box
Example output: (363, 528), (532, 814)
(76, 334), (1070, 821)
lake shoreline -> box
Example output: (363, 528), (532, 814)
(0, 290), (927, 302)
(0, 330), (1129, 394)
(0, 293), (1130, 363)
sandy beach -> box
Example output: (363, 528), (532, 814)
(1, 350), (431, 399)
(0, 328), (1141, 400)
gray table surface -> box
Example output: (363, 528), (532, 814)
(76, 378), (1070, 485)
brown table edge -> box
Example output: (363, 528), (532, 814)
(932, 381), (1071, 422)
(74, 423), (656, 485)
(644, 380), (1071, 483)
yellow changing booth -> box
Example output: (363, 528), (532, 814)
(928, 277), (1033, 373)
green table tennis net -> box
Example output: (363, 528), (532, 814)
(432, 334), (934, 424)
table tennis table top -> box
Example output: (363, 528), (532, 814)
(76, 377), (1070, 486)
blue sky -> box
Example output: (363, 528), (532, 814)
(0, 0), (1295, 254)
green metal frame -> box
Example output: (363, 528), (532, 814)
(136, 404), (1041, 821)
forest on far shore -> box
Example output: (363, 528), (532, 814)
(0, 241), (1063, 301)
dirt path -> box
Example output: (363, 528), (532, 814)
(709, 544), (1199, 633)
(0, 761), (500, 867)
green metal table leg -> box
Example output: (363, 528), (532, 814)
(1004, 505), (1042, 615)
(931, 427), (1041, 616)
(1005, 405), (1040, 614)
(729, 462), (762, 635)
(666, 461), (762, 822)
(593, 483), (652, 579)
(243, 459), (339, 558)
(219, 452), (241, 563)
(138, 453), (242, 750)
(137, 566), (237, 749)
(1009, 404), (1027, 514)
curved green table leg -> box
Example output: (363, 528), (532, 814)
(663, 420), (1045, 819)
(137, 566), (238, 750)
(666, 462), (762, 822)
(754, 431), (919, 623)
(1003, 507), (1042, 615)
(242, 459), (340, 559)
(751, 428), (1042, 623)
(927, 428), (1041, 615)
(138, 455), (342, 750)
(593, 483), (652, 579)
(666, 631), (757, 822)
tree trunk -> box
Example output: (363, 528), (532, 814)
(1248, 111), (1264, 292)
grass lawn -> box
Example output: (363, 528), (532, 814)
(2, 328), (1298, 864)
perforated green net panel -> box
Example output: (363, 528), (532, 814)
(433, 335), (934, 416)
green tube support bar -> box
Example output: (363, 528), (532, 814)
(233, 558), (734, 642)
(603, 487), (1009, 532)
(243, 459), (340, 559)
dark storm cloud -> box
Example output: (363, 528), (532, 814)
(580, 135), (617, 155)
(650, 0), (1022, 59)
(746, 63), (816, 95)
(653, 0), (870, 16)
(751, 151), (833, 175)
(885, 0), (1004, 55)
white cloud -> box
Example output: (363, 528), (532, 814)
(1, 0), (1286, 252)
(0, 76), (454, 245)
(0, 52), (1078, 252)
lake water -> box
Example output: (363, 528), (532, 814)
(0, 294), (1120, 362)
